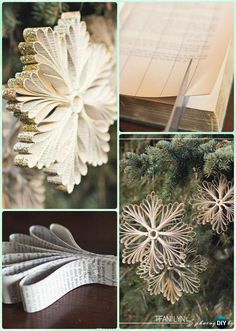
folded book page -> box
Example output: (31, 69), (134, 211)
(2, 224), (117, 313)
(120, 2), (233, 98)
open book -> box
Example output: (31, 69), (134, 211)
(2, 224), (116, 313)
(120, 3), (233, 132)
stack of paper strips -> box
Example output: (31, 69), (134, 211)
(120, 3), (233, 131)
(2, 224), (117, 313)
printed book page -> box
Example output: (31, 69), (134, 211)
(120, 2), (233, 98)
(2, 224), (117, 313)
(146, 39), (232, 112)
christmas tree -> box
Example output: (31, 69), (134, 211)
(120, 134), (233, 328)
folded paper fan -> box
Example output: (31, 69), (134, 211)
(2, 223), (117, 313)
(3, 11), (116, 193)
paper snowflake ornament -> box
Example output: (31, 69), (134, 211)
(120, 192), (209, 304)
(3, 96), (45, 208)
(3, 12), (116, 193)
(137, 245), (207, 304)
(120, 192), (194, 274)
(192, 174), (234, 234)
(85, 14), (116, 91)
(85, 14), (116, 61)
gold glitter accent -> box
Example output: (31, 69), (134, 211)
(18, 131), (36, 142)
(17, 115), (35, 125)
(18, 42), (36, 55)
(23, 27), (48, 42)
(14, 155), (30, 167)
(6, 102), (21, 112)
(22, 124), (39, 132)
(54, 184), (68, 192)
(20, 54), (37, 65)
(7, 77), (24, 88)
(16, 71), (32, 79)
(13, 142), (32, 154)
(2, 88), (16, 101)
(23, 64), (39, 72)
(7, 79), (16, 88)
(23, 28), (38, 42)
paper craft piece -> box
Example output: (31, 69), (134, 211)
(137, 245), (208, 304)
(2, 223), (117, 313)
(120, 2), (233, 97)
(192, 174), (234, 234)
(85, 14), (116, 91)
(3, 96), (45, 208)
(120, 192), (194, 274)
(120, 192), (207, 304)
(3, 11), (116, 193)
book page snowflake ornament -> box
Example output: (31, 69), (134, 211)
(3, 96), (45, 208)
(192, 174), (234, 234)
(3, 12), (116, 193)
(137, 250), (207, 304)
(120, 192), (209, 304)
(120, 192), (195, 274)
(85, 14), (116, 90)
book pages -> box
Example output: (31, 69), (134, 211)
(120, 2), (233, 98)
(2, 224), (117, 313)
(147, 38), (232, 112)
(3, 11), (116, 194)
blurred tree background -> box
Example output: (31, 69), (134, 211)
(120, 134), (233, 328)
(3, 2), (117, 209)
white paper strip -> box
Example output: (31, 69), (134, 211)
(2, 223), (117, 313)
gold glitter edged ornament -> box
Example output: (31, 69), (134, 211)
(3, 97), (45, 208)
(3, 12), (116, 193)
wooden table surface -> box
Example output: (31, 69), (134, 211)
(2, 211), (117, 329)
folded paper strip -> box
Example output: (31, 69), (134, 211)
(2, 223), (117, 313)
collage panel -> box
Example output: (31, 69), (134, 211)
(119, 134), (234, 328)
(120, 2), (233, 132)
(1, 1), (235, 331)
(2, 2), (117, 209)
(2, 211), (117, 329)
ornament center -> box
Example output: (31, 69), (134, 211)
(148, 229), (158, 240)
(71, 94), (84, 114)
(216, 199), (223, 206)
(167, 266), (174, 270)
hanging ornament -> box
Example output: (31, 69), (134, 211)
(85, 14), (116, 91)
(192, 174), (234, 234)
(3, 11), (116, 193)
(120, 192), (194, 274)
(137, 244), (207, 304)
(3, 96), (45, 208)
(120, 192), (209, 304)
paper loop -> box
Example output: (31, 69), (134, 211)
(2, 224), (116, 313)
